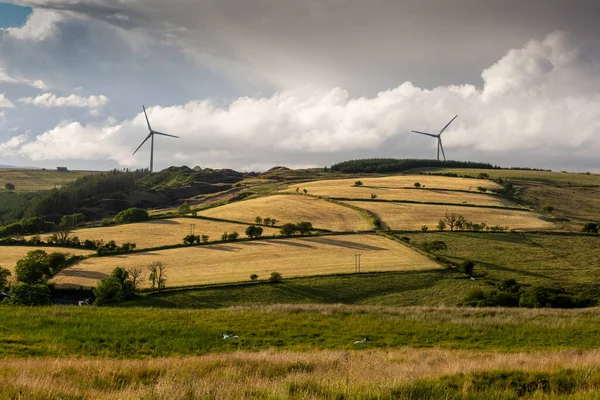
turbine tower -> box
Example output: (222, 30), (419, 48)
(133, 105), (179, 173)
(411, 115), (458, 161)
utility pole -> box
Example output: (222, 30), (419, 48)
(190, 224), (196, 235)
(355, 253), (361, 273)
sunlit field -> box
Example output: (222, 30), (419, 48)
(0, 246), (94, 275)
(343, 201), (554, 231)
(0, 168), (97, 192)
(199, 194), (373, 231)
(52, 234), (438, 288)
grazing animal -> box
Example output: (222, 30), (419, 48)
(354, 337), (370, 345)
(223, 334), (240, 340)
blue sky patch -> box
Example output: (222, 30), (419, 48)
(0, 2), (32, 29)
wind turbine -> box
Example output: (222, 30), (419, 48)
(133, 105), (179, 173)
(411, 115), (458, 161)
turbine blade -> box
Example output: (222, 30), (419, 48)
(439, 138), (447, 161)
(133, 133), (152, 155)
(153, 131), (179, 138)
(439, 114), (458, 135)
(411, 130), (438, 138)
(143, 105), (152, 132)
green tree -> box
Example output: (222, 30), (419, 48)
(4, 182), (15, 190)
(296, 221), (313, 236)
(250, 274), (258, 281)
(421, 225), (428, 232)
(178, 202), (191, 215)
(269, 271), (283, 283)
(201, 234), (209, 243)
(255, 216), (263, 225)
(413, 182), (421, 188)
(270, 218), (278, 227)
(0, 266), (11, 291)
(354, 181), (363, 186)
(444, 213), (460, 231)
(263, 217), (272, 226)
(437, 220), (446, 231)
(114, 208), (149, 224)
(47, 252), (67, 274)
(227, 232), (239, 241)
(280, 223), (298, 236)
(460, 260), (475, 276)
(519, 286), (551, 308)
(93, 276), (124, 305)
(245, 225), (263, 238)
(582, 222), (599, 233)
(9, 283), (52, 305)
(15, 250), (52, 285)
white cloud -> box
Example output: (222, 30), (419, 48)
(4, 31), (600, 170)
(0, 68), (49, 90)
(0, 94), (15, 108)
(0, 135), (27, 156)
(19, 93), (109, 108)
(3, 8), (64, 41)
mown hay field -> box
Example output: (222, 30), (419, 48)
(199, 195), (372, 231)
(0, 246), (94, 274)
(0, 168), (96, 192)
(3, 349), (600, 399)
(287, 175), (502, 192)
(282, 184), (517, 207)
(39, 218), (279, 249)
(343, 201), (554, 231)
(431, 168), (600, 186)
(52, 234), (439, 289)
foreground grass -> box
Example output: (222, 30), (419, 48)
(3, 349), (600, 399)
(2, 305), (600, 358)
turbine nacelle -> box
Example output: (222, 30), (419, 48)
(133, 105), (179, 172)
(411, 115), (458, 161)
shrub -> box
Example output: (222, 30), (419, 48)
(582, 222), (599, 233)
(354, 180), (363, 186)
(227, 232), (239, 241)
(0, 267), (11, 291)
(519, 286), (551, 308)
(101, 218), (115, 227)
(296, 221), (313, 236)
(437, 220), (446, 231)
(183, 234), (199, 245)
(269, 271), (283, 283)
(400, 236), (410, 243)
(542, 205), (555, 213)
(221, 232), (228, 241)
(93, 276), (124, 305)
(114, 208), (149, 224)
(15, 250), (53, 285)
(280, 223), (298, 236)
(461, 289), (486, 307)
(178, 202), (191, 215)
(245, 225), (263, 238)
(250, 274), (258, 281)
(371, 193), (377, 199)
(460, 261), (475, 276)
(477, 186), (487, 192)
(9, 283), (52, 305)
(421, 225), (428, 232)
(414, 182), (421, 188)
(201, 235), (210, 243)
(422, 240), (448, 252)
(498, 278), (519, 293)
(4, 183), (15, 190)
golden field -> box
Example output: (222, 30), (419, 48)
(199, 195), (372, 231)
(287, 175), (502, 192)
(2, 348), (600, 399)
(282, 184), (517, 207)
(0, 246), (94, 274)
(342, 201), (554, 231)
(39, 218), (279, 249)
(0, 168), (96, 192)
(52, 234), (438, 288)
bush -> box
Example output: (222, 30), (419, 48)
(460, 261), (475, 276)
(227, 232), (239, 241)
(371, 193), (377, 199)
(93, 276), (124, 305)
(414, 182), (421, 188)
(114, 208), (149, 224)
(422, 240), (448, 252)
(245, 225), (263, 239)
(280, 223), (298, 236)
(354, 180), (363, 186)
(477, 186), (487, 192)
(519, 286), (551, 308)
(250, 274), (258, 282)
(461, 289), (486, 307)
(178, 202), (191, 215)
(201, 235), (210, 243)
(421, 225), (428, 232)
(4, 183), (15, 190)
(296, 221), (313, 236)
(582, 222), (599, 233)
(0, 266), (11, 291)
(15, 250), (53, 285)
(269, 271), (283, 283)
(542, 205), (555, 213)
(8, 283), (52, 305)
(183, 234), (199, 245)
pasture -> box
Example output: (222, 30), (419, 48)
(343, 200), (554, 231)
(0, 246), (94, 274)
(199, 194), (373, 231)
(427, 168), (600, 186)
(40, 218), (279, 249)
(287, 174), (502, 192)
(282, 184), (517, 207)
(0, 168), (95, 192)
(52, 234), (439, 289)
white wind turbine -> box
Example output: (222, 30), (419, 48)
(411, 115), (458, 161)
(133, 105), (179, 173)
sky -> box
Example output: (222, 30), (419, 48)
(0, 0), (599, 172)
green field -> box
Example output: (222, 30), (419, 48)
(427, 168), (600, 186)
(0, 168), (97, 192)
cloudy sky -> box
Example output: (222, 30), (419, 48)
(0, 0), (599, 172)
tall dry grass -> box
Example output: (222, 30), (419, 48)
(3, 348), (600, 399)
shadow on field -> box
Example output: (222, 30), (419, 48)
(305, 237), (386, 251)
(145, 219), (180, 225)
(274, 240), (315, 249)
(448, 256), (554, 280)
(204, 245), (240, 252)
(60, 270), (109, 279)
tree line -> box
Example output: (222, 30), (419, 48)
(329, 158), (499, 174)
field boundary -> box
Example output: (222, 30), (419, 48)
(335, 198), (531, 212)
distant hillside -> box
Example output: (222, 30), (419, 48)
(22, 167), (252, 223)
(329, 158), (499, 174)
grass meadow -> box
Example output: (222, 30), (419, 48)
(281, 184), (518, 207)
(287, 175), (502, 191)
(344, 200), (554, 231)
(0, 168), (95, 192)
(3, 348), (600, 399)
(429, 168), (600, 186)
(399, 232), (600, 290)
(199, 194), (373, 231)
(39, 218), (279, 249)
(52, 234), (438, 289)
